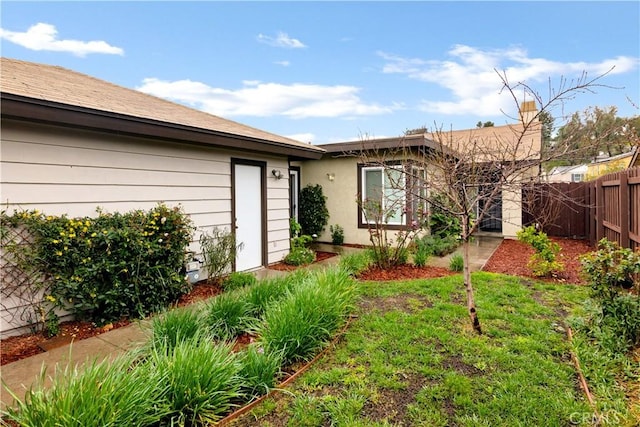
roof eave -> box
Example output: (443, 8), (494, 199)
(1, 94), (324, 160)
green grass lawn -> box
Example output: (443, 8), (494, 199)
(230, 272), (637, 426)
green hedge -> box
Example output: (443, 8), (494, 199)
(3, 204), (194, 325)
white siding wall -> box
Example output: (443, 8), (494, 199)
(0, 120), (291, 336)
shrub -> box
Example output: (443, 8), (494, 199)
(580, 239), (640, 352)
(299, 184), (329, 236)
(285, 218), (316, 266)
(205, 292), (254, 340)
(330, 224), (345, 245)
(429, 192), (462, 239)
(414, 234), (459, 258)
(517, 225), (564, 277)
(3, 353), (170, 426)
(237, 344), (283, 400)
(3, 204), (194, 325)
(413, 236), (431, 267)
(200, 226), (243, 281)
(150, 339), (242, 426)
(449, 253), (464, 272)
(223, 271), (257, 291)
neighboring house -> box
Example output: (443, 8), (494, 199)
(630, 146), (640, 169)
(297, 103), (542, 245)
(586, 149), (636, 179)
(546, 164), (588, 183)
(1, 57), (324, 335)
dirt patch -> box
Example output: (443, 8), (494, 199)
(442, 354), (484, 377)
(358, 265), (455, 281)
(363, 373), (428, 425)
(482, 238), (593, 284)
(359, 294), (433, 315)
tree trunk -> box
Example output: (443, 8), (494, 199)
(462, 218), (482, 334)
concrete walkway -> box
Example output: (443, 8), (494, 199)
(0, 236), (502, 411)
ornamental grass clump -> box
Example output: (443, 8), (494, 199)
(3, 354), (170, 426)
(150, 305), (208, 351)
(150, 338), (243, 426)
(237, 344), (284, 401)
(205, 292), (255, 340)
(258, 268), (356, 364)
(339, 251), (372, 276)
(243, 270), (308, 317)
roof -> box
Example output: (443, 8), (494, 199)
(548, 164), (587, 176)
(317, 133), (442, 157)
(425, 121), (542, 163)
(0, 57), (324, 160)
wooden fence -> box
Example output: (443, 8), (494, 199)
(522, 167), (640, 251)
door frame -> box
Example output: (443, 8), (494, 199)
(289, 166), (301, 223)
(231, 158), (268, 270)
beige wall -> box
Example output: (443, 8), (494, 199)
(1, 120), (291, 336)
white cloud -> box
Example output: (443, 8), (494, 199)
(274, 60), (290, 67)
(137, 78), (399, 119)
(0, 23), (124, 57)
(257, 32), (306, 49)
(285, 133), (315, 143)
(378, 45), (639, 116)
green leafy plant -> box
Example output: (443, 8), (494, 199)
(449, 253), (464, 272)
(412, 236), (431, 267)
(258, 268), (355, 364)
(284, 218), (315, 266)
(237, 344), (284, 400)
(429, 192), (462, 239)
(330, 224), (345, 245)
(517, 225), (564, 277)
(299, 184), (329, 236)
(200, 226), (243, 281)
(150, 306), (207, 351)
(223, 271), (257, 291)
(150, 339), (243, 426)
(339, 251), (373, 276)
(2, 204), (194, 325)
(243, 271), (307, 316)
(580, 239), (640, 352)
(3, 353), (170, 426)
(413, 234), (459, 258)
(205, 292), (254, 340)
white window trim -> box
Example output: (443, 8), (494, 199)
(361, 165), (406, 226)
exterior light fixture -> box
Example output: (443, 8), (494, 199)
(327, 173), (335, 181)
(272, 169), (283, 180)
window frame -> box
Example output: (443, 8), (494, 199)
(357, 162), (427, 230)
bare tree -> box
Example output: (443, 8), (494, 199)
(363, 69), (616, 334)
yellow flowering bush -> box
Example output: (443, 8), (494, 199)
(3, 204), (194, 325)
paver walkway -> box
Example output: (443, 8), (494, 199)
(0, 236), (501, 411)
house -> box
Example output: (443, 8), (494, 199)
(297, 103), (542, 245)
(1, 57), (327, 336)
(546, 164), (588, 183)
(586, 149), (636, 179)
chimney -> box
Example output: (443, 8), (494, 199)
(519, 100), (538, 125)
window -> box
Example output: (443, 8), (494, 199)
(359, 163), (426, 228)
(571, 173), (584, 183)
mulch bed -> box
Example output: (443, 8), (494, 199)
(482, 237), (593, 284)
(358, 264), (456, 281)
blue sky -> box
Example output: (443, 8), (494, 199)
(1, 1), (639, 145)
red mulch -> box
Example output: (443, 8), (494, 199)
(268, 251), (337, 271)
(482, 238), (593, 284)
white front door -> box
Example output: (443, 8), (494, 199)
(289, 168), (300, 222)
(233, 162), (264, 271)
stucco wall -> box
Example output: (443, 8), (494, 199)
(1, 119), (291, 336)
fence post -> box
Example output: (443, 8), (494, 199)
(596, 177), (605, 242)
(619, 173), (630, 249)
